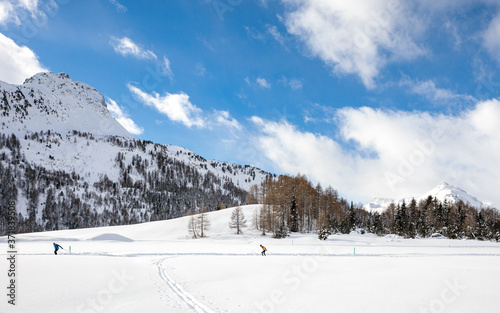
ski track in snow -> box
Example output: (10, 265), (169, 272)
(155, 258), (216, 313)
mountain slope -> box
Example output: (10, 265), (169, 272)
(0, 72), (271, 234)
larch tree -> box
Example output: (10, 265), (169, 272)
(251, 209), (259, 230)
(229, 206), (247, 234)
(187, 211), (198, 239)
(197, 205), (211, 238)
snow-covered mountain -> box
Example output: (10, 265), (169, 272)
(419, 182), (484, 207)
(363, 197), (397, 213)
(1, 72), (130, 137)
(364, 182), (485, 213)
(0, 72), (271, 233)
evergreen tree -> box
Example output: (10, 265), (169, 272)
(395, 202), (408, 236)
(289, 195), (298, 232)
(42, 188), (58, 231)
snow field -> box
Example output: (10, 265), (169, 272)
(1, 205), (499, 313)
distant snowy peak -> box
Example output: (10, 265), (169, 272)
(0, 72), (130, 137)
(363, 198), (397, 213)
(420, 182), (484, 208)
(365, 182), (485, 213)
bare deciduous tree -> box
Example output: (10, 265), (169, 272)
(229, 206), (247, 234)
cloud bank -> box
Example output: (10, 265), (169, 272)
(252, 99), (500, 206)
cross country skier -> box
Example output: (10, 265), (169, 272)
(260, 244), (267, 256)
(53, 242), (63, 255)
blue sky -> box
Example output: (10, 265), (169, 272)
(1, 0), (500, 206)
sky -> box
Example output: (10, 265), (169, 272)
(1, 0), (500, 206)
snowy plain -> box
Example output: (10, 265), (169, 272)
(1, 204), (499, 313)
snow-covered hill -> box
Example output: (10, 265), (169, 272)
(1, 204), (499, 313)
(364, 182), (485, 213)
(0, 72), (271, 232)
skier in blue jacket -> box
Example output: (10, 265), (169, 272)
(53, 242), (63, 255)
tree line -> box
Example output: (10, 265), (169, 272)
(2, 129), (499, 242)
(0, 133), (256, 235)
(246, 174), (500, 241)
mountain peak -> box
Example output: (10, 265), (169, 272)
(23, 71), (72, 85)
(422, 182), (483, 207)
(1, 71), (130, 137)
(365, 182), (485, 213)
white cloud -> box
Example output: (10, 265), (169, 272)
(399, 78), (476, 109)
(251, 100), (500, 207)
(259, 0), (270, 8)
(483, 12), (500, 62)
(110, 37), (157, 60)
(444, 21), (461, 49)
(108, 0), (127, 12)
(0, 0), (58, 26)
(128, 84), (205, 128)
(256, 77), (271, 89)
(251, 116), (346, 181)
(162, 56), (174, 80)
(280, 76), (303, 90)
(281, 0), (426, 88)
(289, 78), (303, 90)
(214, 110), (242, 130)
(0, 1), (14, 24)
(246, 76), (272, 89)
(106, 98), (144, 135)
(0, 0), (46, 25)
(194, 63), (206, 76)
(266, 24), (285, 46)
(128, 84), (242, 131)
(110, 38), (174, 82)
(409, 80), (458, 101)
(0, 32), (47, 84)
(18, 0), (39, 13)
(244, 26), (264, 41)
